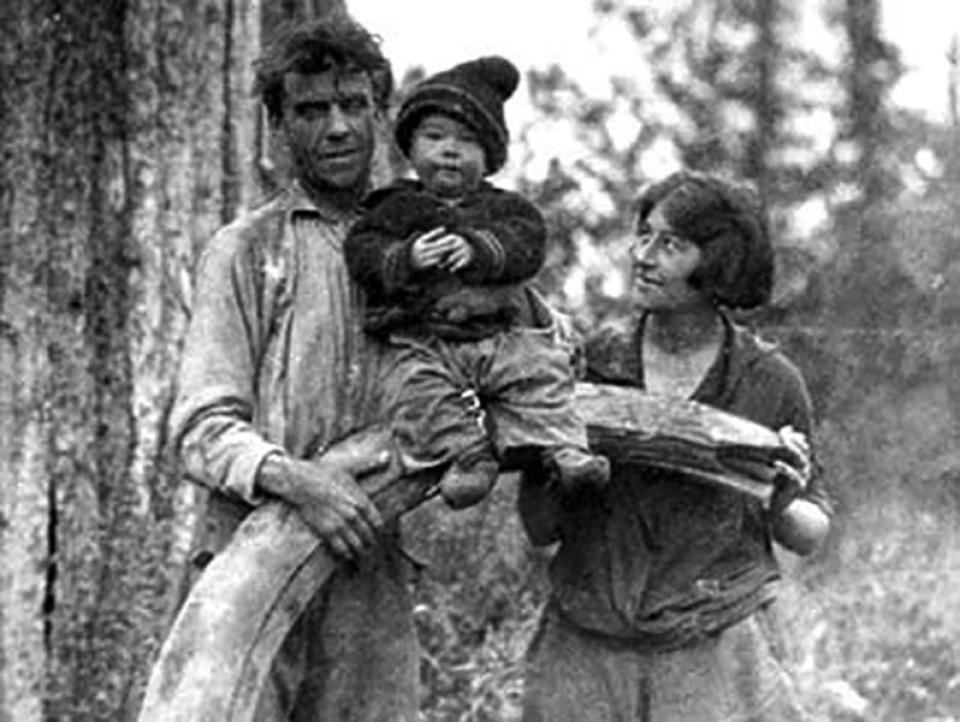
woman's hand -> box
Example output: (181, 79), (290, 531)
(768, 425), (811, 517)
(768, 426), (830, 555)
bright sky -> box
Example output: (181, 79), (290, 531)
(351, 0), (960, 123)
(349, 0), (960, 302)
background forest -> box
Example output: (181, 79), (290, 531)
(2, 0), (959, 720)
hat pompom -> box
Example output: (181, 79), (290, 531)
(462, 56), (519, 101)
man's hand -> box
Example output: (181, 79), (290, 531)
(257, 451), (389, 562)
(410, 227), (474, 272)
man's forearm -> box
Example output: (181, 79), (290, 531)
(176, 410), (285, 504)
(256, 451), (308, 506)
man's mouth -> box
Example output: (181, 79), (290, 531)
(318, 148), (359, 161)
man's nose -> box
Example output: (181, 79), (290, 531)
(325, 105), (350, 138)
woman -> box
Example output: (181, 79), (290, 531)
(519, 171), (831, 721)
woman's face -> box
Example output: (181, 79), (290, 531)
(629, 205), (710, 312)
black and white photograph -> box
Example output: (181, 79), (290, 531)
(2, 1), (958, 720)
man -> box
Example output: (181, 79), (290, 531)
(169, 17), (419, 720)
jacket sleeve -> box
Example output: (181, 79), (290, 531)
(168, 226), (285, 504)
(455, 189), (547, 285)
(344, 189), (445, 298)
(766, 354), (833, 517)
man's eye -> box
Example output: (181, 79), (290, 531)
(341, 96), (370, 113)
(297, 104), (328, 120)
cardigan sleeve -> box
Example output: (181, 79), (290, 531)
(759, 352), (833, 517)
(344, 188), (445, 297)
(454, 187), (547, 285)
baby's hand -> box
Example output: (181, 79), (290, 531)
(437, 234), (474, 272)
(410, 227), (449, 270)
(409, 228), (474, 271)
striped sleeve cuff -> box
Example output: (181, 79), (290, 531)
(381, 242), (411, 294)
(465, 228), (506, 279)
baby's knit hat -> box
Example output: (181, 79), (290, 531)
(394, 55), (520, 174)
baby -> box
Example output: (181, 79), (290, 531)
(345, 55), (608, 508)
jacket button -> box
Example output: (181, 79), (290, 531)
(695, 578), (721, 595)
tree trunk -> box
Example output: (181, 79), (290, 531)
(827, 0), (908, 338)
(743, 0), (784, 203)
(0, 0), (261, 718)
(0, 0), (398, 717)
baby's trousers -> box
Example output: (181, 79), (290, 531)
(382, 325), (588, 470)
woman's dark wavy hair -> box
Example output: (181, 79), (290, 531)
(253, 16), (394, 125)
(632, 170), (774, 310)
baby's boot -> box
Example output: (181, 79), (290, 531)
(439, 455), (500, 509)
(543, 446), (610, 493)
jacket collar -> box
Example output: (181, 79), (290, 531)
(586, 311), (779, 398)
(720, 315), (779, 391)
(276, 180), (363, 224)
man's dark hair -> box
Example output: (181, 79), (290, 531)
(253, 16), (393, 124)
(632, 171), (774, 310)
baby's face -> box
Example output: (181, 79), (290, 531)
(408, 113), (487, 198)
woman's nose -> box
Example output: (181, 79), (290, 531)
(631, 238), (656, 267)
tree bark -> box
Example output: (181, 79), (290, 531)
(743, 0), (784, 203)
(0, 0), (398, 717)
(0, 0), (261, 719)
(0, 7), (52, 720)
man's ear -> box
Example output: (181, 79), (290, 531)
(257, 113), (292, 190)
(369, 112), (399, 188)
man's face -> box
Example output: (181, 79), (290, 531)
(280, 69), (378, 195)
